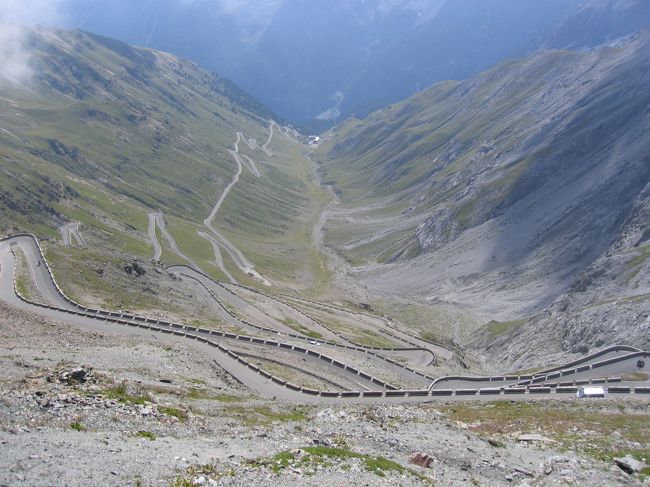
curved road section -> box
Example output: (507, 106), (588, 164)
(59, 222), (85, 247)
(1, 234), (649, 402)
(200, 130), (270, 286)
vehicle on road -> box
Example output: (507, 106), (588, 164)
(576, 386), (606, 398)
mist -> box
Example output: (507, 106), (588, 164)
(0, 0), (64, 84)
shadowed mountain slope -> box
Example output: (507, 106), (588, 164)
(314, 32), (650, 361)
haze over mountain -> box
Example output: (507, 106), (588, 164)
(314, 30), (650, 365)
(2, 5), (650, 485)
(0, 24), (328, 296)
(14, 0), (649, 129)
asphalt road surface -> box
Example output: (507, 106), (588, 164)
(1, 234), (648, 403)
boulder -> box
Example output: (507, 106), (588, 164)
(60, 366), (90, 384)
(409, 452), (433, 468)
(517, 434), (556, 444)
(614, 455), (647, 474)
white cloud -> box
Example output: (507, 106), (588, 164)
(0, 24), (33, 84)
(0, 0), (65, 26)
(0, 0), (66, 85)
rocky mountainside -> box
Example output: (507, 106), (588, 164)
(540, 0), (650, 49)
(45, 0), (650, 129)
(314, 32), (650, 366)
(2, 301), (645, 486)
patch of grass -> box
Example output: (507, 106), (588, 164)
(102, 381), (151, 405)
(261, 447), (430, 482)
(281, 318), (324, 339)
(363, 455), (405, 477)
(170, 463), (226, 486)
(159, 406), (188, 421)
(420, 331), (440, 343)
(226, 405), (309, 427)
(621, 372), (649, 382)
(183, 387), (244, 403)
(438, 400), (650, 465)
(487, 318), (527, 338)
(628, 244), (650, 268)
(136, 430), (156, 441)
(70, 422), (85, 432)
(186, 388), (208, 400)
(15, 276), (30, 299)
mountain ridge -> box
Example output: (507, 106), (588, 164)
(313, 31), (650, 364)
(35, 0), (650, 128)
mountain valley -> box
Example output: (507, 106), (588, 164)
(1, 5), (650, 486)
(313, 32), (650, 368)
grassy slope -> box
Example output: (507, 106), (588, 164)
(0, 26), (329, 308)
(313, 45), (640, 266)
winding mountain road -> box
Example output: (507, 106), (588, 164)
(147, 211), (202, 271)
(147, 212), (162, 261)
(59, 222), (85, 247)
(200, 129), (270, 286)
(2, 234), (648, 403)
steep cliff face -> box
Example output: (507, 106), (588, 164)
(314, 33), (650, 360)
(472, 182), (650, 370)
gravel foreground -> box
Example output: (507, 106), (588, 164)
(1, 302), (647, 487)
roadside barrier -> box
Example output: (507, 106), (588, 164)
(176, 268), (437, 383)
(479, 388), (501, 395)
(3, 234), (647, 402)
(455, 389), (478, 396)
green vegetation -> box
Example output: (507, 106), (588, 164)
(169, 463), (225, 487)
(280, 300), (399, 348)
(280, 318), (324, 339)
(70, 422), (85, 432)
(159, 406), (188, 421)
(45, 245), (182, 313)
(251, 359), (331, 390)
(439, 401), (650, 465)
(102, 381), (151, 405)
(487, 318), (528, 338)
(0, 25), (331, 314)
(310, 47), (630, 272)
(213, 394), (243, 403)
(257, 447), (430, 482)
(622, 372), (650, 382)
(186, 388), (209, 400)
(13, 247), (43, 303)
(628, 244), (650, 268)
(182, 386), (245, 403)
(171, 447), (431, 485)
(420, 331), (440, 343)
(136, 430), (156, 441)
(225, 405), (309, 427)
(15, 276), (29, 300)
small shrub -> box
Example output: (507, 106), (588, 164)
(136, 430), (156, 441)
(103, 381), (151, 405)
(159, 406), (188, 421)
(70, 422), (85, 432)
(363, 455), (405, 477)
